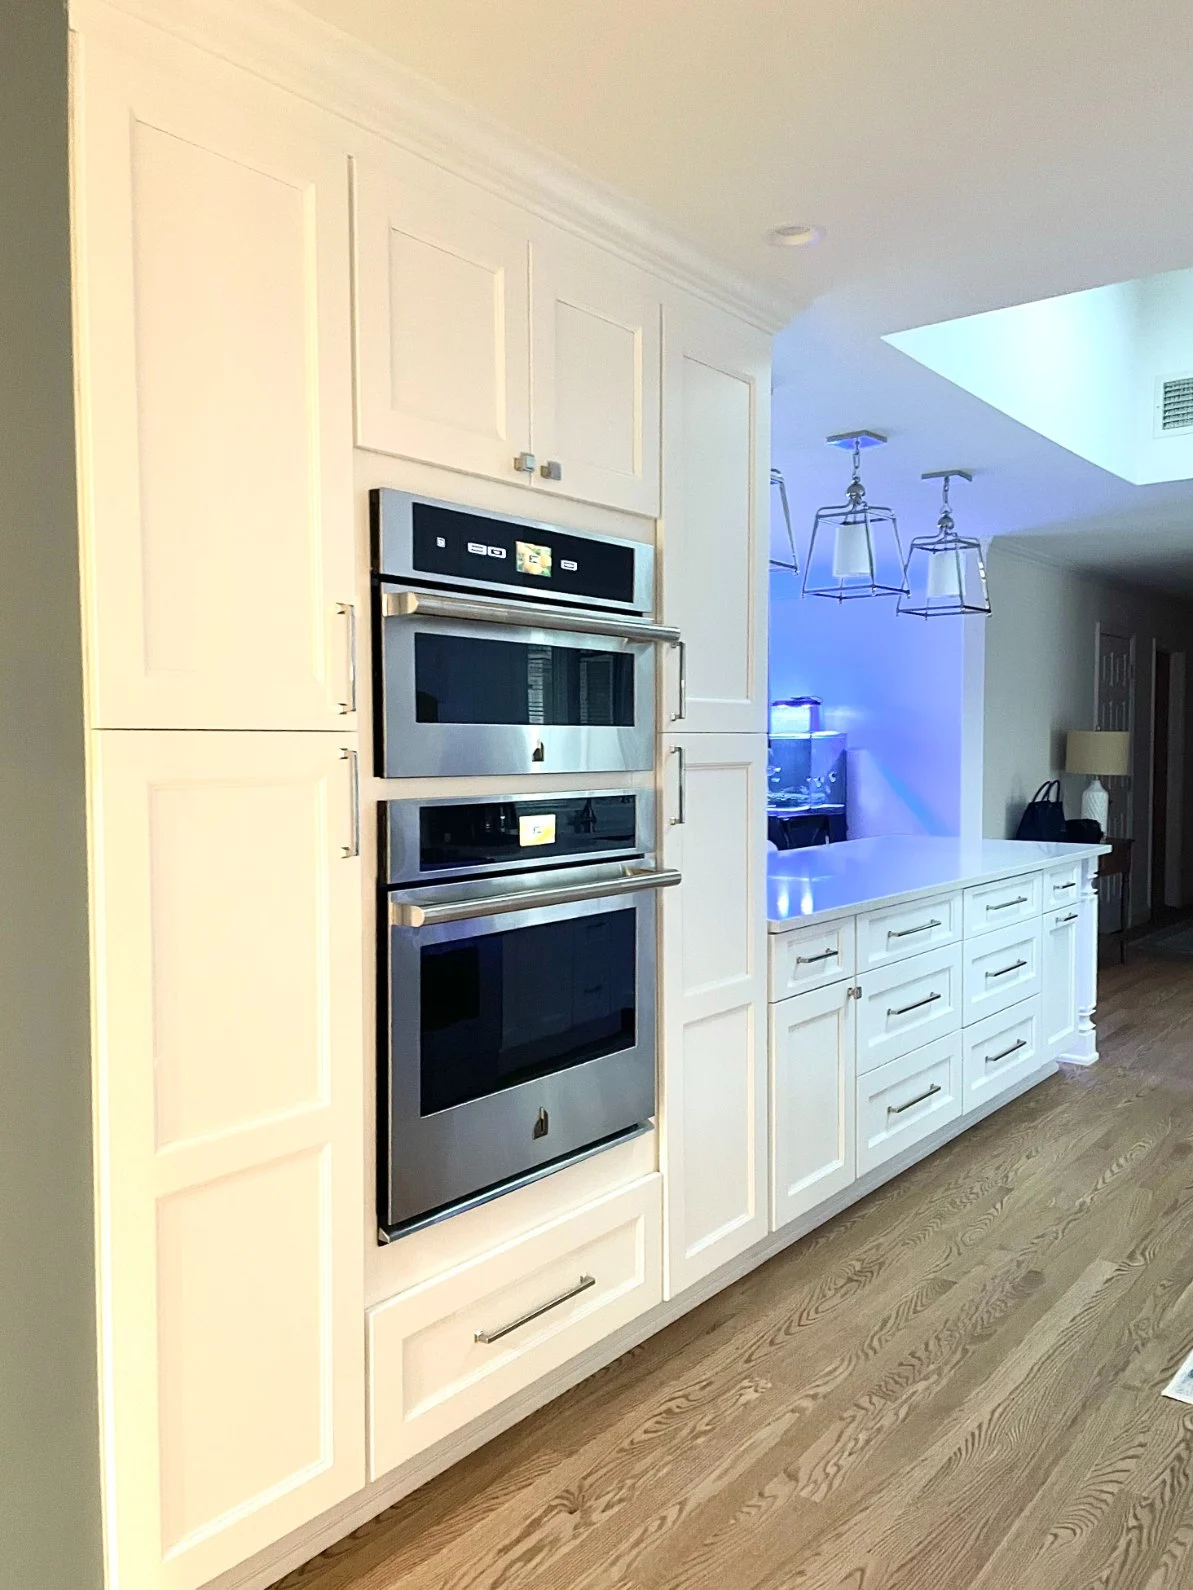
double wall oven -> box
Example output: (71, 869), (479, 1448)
(372, 491), (681, 1237)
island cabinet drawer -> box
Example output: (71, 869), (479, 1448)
(367, 1175), (662, 1479)
(769, 917), (856, 1000)
(856, 943), (964, 1075)
(962, 918), (1042, 1027)
(857, 1032), (963, 1176)
(962, 996), (1044, 1113)
(1044, 862), (1082, 909)
(963, 872), (1041, 938)
(855, 891), (962, 972)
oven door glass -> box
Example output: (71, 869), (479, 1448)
(378, 612), (655, 778)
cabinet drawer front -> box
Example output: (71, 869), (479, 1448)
(856, 891), (961, 971)
(857, 1034), (963, 1176)
(962, 996), (1044, 1112)
(963, 872), (1042, 937)
(769, 918), (856, 1000)
(963, 919), (1042, 1026)
(367, 1176), (661, 1478)
(856, 944), (963, 1075)
(1044, 863), (1082, 910)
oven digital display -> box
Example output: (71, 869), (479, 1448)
(518, 813), (557, 847)
(516, 540), (552, 578)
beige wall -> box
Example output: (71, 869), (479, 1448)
(983, 541), (1193, 918)
(0, 1), (103, 1582)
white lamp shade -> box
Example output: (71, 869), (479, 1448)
(1065, 730), (1130, 777)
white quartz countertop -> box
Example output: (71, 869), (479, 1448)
(768, 836), (1109, 932)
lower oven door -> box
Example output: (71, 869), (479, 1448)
(376, 605), (657, 779)
(382, 888), (657, 1232)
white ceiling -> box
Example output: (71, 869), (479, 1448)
(296, 0), (1193, 596)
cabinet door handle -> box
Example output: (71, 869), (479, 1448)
(887, 918), (942, 940)
(888, 991), (942, 1017)
(1057, 912), (1079, 925)
(888, 1082), (942, 1116)
(985, 1037), (1027, 1066)
(1055, 881), (1077, 891)
(987, 895), (1029, 912)
(986, 958), (1028, 979)
(539, 459), (563, 481)
(340, 748), (360, 859)
(669, 744), (686, 826)
(797, 948), (838, 964)
(513, 451), (537, 475)
(669, 638), (688, 723)
(336, 601), (357, 714)
(475, 1274), (595, 1344)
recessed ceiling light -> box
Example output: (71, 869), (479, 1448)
(768, 223), (824, 248)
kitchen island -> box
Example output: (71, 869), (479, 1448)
(765, 835), (1108, 1231)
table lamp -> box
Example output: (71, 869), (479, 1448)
(1065, 730), (1130, 834)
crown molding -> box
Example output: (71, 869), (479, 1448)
(71, 0), (795, 333)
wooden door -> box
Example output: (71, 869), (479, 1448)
(72, 36), (356, 730)
(1042, 905), (1080, 1061)
(352, 149), (532, 483)
(529, 228), (661, 517)
(1096, 628), (1136, 927)
(660, 733), (768, 1296)
(659, 296), (770, 734)
(770, 981), (856, 1230)
(90, 732), (366, 1590)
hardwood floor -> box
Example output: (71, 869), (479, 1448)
(278, 952), (1193, 1590)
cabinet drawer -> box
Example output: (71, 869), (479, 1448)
(857, 1033), (963, 1176)
(962, 996), (1044, 1113)
(769, 918), (856, 1000)
(963, 872), (1041, 937)
(856, 943), (964, 1075)
(367, 1176), (662, 1478)
(856, 891), (961, 972)
(963, 919), (1042, 1027)
(1044, 862), (1082, 910)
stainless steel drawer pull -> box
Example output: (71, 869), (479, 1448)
(888, 991), (942, 1017)
(987, 895), (1029, 911)
(1055, 881), (1077, 891)
(340, 748), (360, 859)
(670, 744), (686, 827)
(985, 1038), (1027, 1066)
(888, 918), (942, 940)
(475, 1274), (595, 1344)
(986, 958), (1028, 979)
(1058, 912), (1080, 925)
(336, 601), (357, 714)
(797, 948), (839, 964)
(382, 587), (682, 645)
(391, 866), (681, 928)
(888, 1083), (942, 1116)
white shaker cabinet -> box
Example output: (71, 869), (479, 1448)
(72, 35), (357, 731)
(770, 980), (857, 1230)
(352, 150), (661, 516)
(660, 733), (769, 1296)
(1042, 903), (1082, 1060)
(89, 732), (366, 1590)
(659, 296), (770, 735)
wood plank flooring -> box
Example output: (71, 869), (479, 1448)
(277, 951), (1193, 1590)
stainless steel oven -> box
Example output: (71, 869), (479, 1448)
(378, 789), (678, 1237)
(371, 489), (678, 779)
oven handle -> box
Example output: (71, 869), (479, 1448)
(382, 587), (682, 646)
(389, 867), (682, 929)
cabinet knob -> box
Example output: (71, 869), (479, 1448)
(513, 451), (537, 475)
(540, 459), (563, 481)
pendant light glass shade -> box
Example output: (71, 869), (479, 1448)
(898, 471), (991, 618)
(770, 467), (799, 574)
(802, 432), (908, 601)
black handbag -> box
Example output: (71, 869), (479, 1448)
(1065, 816), (1103, 844)
(1014, 780), (1068, 843)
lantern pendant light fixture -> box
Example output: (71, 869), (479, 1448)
(769, 467), (799, 575)
(802, 431), (908, 601)
(898, 471), (992, 618)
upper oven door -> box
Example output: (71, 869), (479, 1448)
(376, 599), (658, 778)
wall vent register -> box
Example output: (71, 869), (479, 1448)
(1157, 374), (1193, 435)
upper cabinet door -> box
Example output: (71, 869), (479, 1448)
(352, 151), (532, 484)
(73, 37), (356, 730)
(660, 296), (771, 734)
(529, 229), (662, 517)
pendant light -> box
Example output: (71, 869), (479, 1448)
(898, 471), (991, 617)
(770, 467), (799, 574)
(802, 431), (908, 601)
